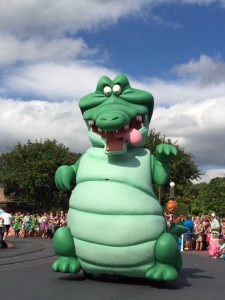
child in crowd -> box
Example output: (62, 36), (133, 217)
(218, 238), (225, 259)
(208, 232), (220, 258)
(220, 219), (225, 239)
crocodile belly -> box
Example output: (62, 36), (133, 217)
(67, 181), (166, 267)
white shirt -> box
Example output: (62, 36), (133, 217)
(211, 218), (220, 232)
(1, 212), (12, 225)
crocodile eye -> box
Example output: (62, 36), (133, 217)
(103, 86), (112, 96)
(112, 84), (121, 96)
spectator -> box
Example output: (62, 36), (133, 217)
(209, 213), (220, 236)
(53, 212), (60, 233)
(220, 218), (225, 239)
(0, 219), (7, 248)
(29, 214), (38, 237)
(12, 212), (22, 237)
(23, 212), (32, 238)
(47, 219), (54, 239)
(183, 216), (194, 251)
(0, 208), (12, 241)
(60, 213), (67, 227)
(194, 217), (204, 251)
(218, 238), (225, 259)
(39, 212), (49, 238)
(203, 218), (211, 250)
(208, 232), (220, 258)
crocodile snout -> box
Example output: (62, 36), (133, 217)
(96, 112), (127, 130)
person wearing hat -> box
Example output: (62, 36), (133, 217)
(210, 213), (221, 236)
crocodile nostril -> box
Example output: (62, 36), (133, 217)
(97, 114), (125, 129)
(100, 117), (119, 121)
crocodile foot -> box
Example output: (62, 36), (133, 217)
(52, 256), (81, 273)
(146, 262), (178, 282)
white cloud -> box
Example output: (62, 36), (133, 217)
(172, 54), (225, 86)
(1, 93), (224, 181)
(0, 1), (225, 184)
(182, 0), (217, 4)
(181, 0), (225, 7)
(0, 0), (151, 37)
(1, 62), (117, 101)
(1, 1), (223, 42)
(1, 56), (225, 179)
(0, 1), (154, 69)
(0, 35), (96, 66)
(124, 55), (224, 107)
(172, 54), (218, 75)
(151, 97), (225, 168)
(2, 54), (225, 105)
(0, 98), (90, 154)
(193, 169), (225, 184)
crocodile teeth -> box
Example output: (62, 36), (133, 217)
(136, 115), (142, 121)
(98, 128), (102, 133)
(88, 120), (94, 126)
(124, 125), (129, 130)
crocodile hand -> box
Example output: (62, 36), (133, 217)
(55, 165), (76, 191)
(156, 144), (177, 162)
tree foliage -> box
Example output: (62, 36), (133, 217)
(1, 134), (223, 216)
(0, 140), (81, 212)
(190, 177), (225, 216)
(145, 129), (202, 202)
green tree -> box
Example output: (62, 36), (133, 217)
(191, 177), (225, 216)
(145, 129), (202, 203)
(0, 139), (81, 212)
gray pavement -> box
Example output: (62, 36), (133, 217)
(0, 238), (224, 300)
(0, 237), (55, 265)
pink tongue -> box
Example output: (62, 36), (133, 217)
(114, 128), (142, 145)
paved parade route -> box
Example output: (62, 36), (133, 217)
(0, 238), (224, 300)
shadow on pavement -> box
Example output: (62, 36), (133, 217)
(57, 265), (214, 290)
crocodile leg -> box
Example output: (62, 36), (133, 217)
(52, 226), (81, 273)
(146, 232), (181, 281)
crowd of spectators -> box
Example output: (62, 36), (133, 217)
(0, 208), (67, 243)
(166, 212), (225, 259)
(1, 207), (225, 260)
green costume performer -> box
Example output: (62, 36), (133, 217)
(52, 74), (186, 282)
(30, 216), (38, 232)
(13, 216), (22, 232)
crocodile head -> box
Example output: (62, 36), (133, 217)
(79, 74), (154, 155)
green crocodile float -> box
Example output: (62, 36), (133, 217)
(52, 74), (186, 282)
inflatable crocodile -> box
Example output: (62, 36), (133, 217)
(52, 74), (186, 282)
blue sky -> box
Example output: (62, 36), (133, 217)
(0, 0), (225, 183)
(80, 2), (225, 79)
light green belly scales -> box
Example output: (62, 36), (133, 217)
(67, 148), (166, 275)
